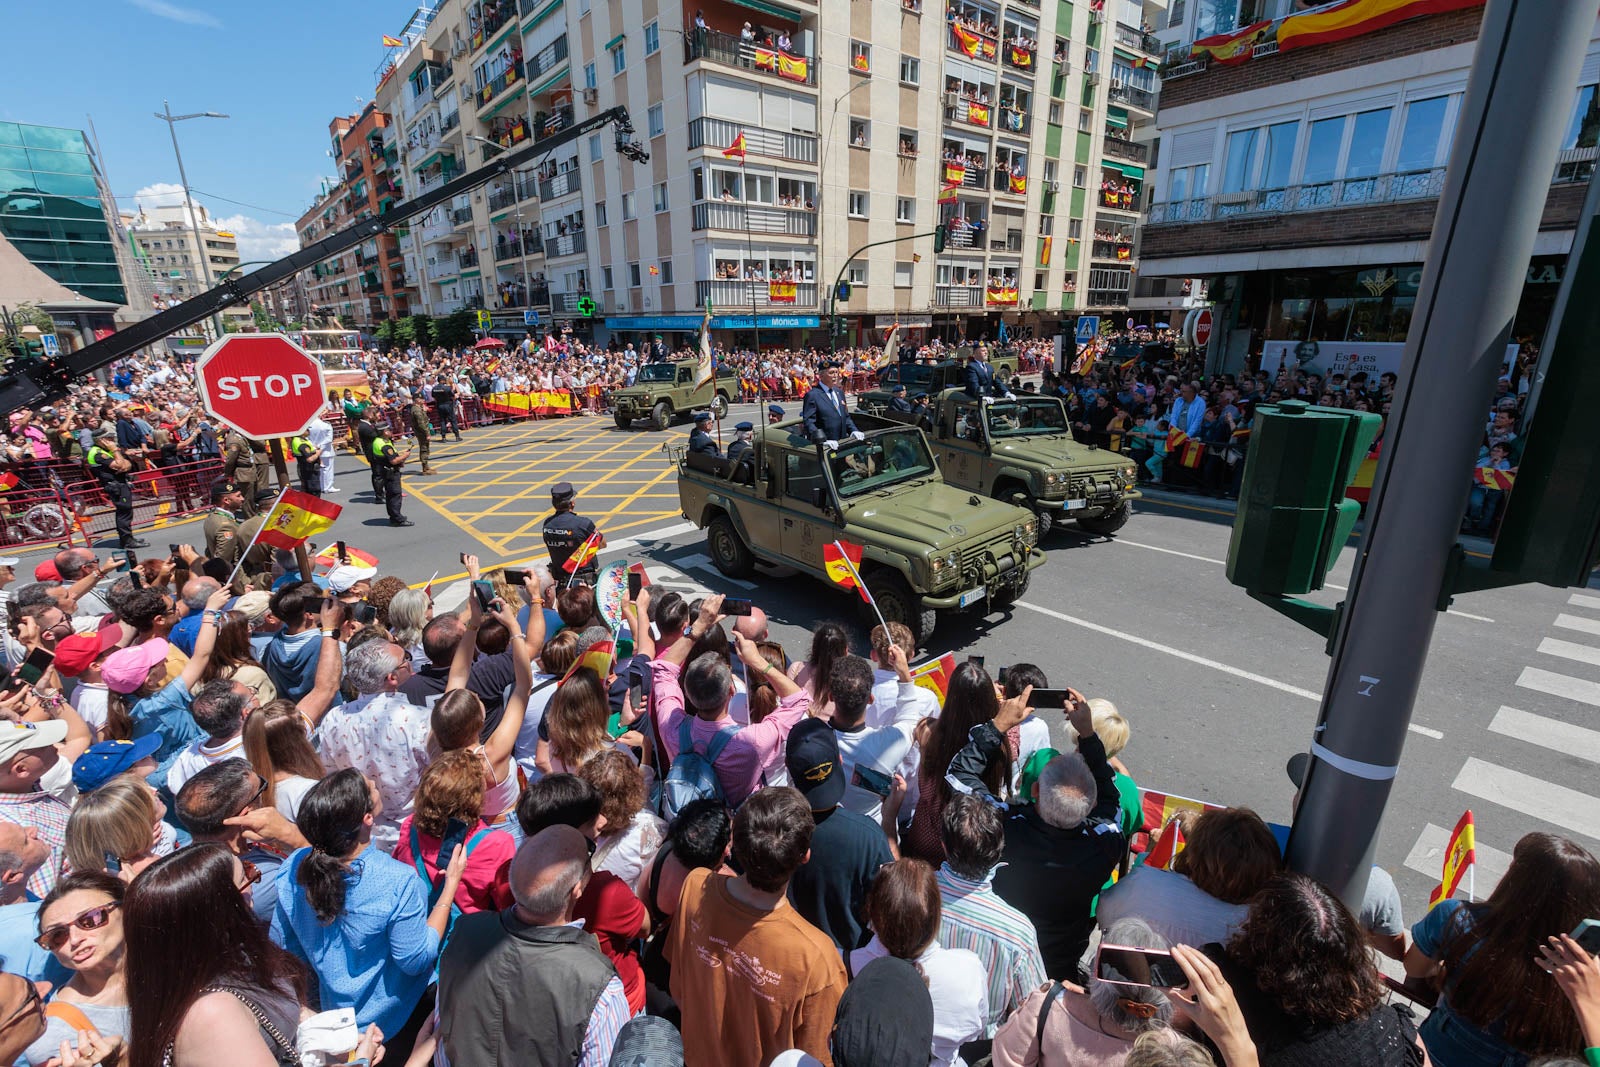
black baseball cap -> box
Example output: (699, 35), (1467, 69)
(785, 718), (845, 811)
(550, 480), (575, 502)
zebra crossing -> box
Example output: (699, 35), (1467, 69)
(1405, 590), (1600, 895)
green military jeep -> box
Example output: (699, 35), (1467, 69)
(613, 359), (739, 430)
(856, 349), (1017, 411)
(675, 414), (1047, 644)
(876, 390), (1138, 536)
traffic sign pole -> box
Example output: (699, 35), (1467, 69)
(1284, 0), (1594, 911)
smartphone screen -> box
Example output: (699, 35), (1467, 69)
(16, 647), (54, 688)
(967, 655), (985, 668)
(627, 570), (643, 601)
(722, 597), (754, 616)
(851, 764), (894, 798)
(336, 540), (348, 563)
(472, 580), (496, 612)
(1573, 919), (1600, 954)
(1026, 687), (1072, 708)
(1095, 945), (1188, 989)
(436, 818), (471, 880)
(504, 568), (531, 586)
(169, 543), (181, 556)
(103, 851), (122, 874)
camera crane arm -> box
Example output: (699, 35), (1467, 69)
(0, 105), (645, 416)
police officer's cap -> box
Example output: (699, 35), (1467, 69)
(734, 421), (753, 431)
(768, 404), (785, 416)
(891, 384), (906, 393)
(210, 480), (240, 501)
(821, 359), (843, 370)
(550, 480), (576, 503)
(693, 411), (714, 424)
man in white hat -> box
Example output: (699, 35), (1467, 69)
(327, 562), (378, 604)
(0, 721), (72, 898)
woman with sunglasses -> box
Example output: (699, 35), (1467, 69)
(21, 871), (129, 1066)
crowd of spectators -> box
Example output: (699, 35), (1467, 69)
(0, 496), (1587, 1067)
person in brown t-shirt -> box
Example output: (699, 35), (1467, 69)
(666, 786), (848, 1067)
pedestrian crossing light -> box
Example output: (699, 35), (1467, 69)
(835, 281), (851, 304)
(1226, 401), (1382, 599)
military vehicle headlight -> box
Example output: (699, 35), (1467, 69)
(1045, 472), (1064, 486)
(1120, 465), (1136, 483)
(931, 555), (945, 573)
(1015, 520), (1036, 546)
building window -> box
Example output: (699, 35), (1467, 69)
(847, 260), (867, 285)
(849, 118), (869, 148)
(895, 197), (915, 223)
(611, 42), (626, 75)
(898, 129), (918, 158)
(578, 0), (589, 14)
(1073, 165), (1086, 187)
(895, 261), (914, 288)
(658, 260), (673, 283)
(1167, 0), (1185, 28)
(644, 21), (660, 55)
(1039, 215), (1053, 235)
(590, 134), (603, 162)
(629, 262), (642, 287)
(900, 55), (920, 84)
(1043, 160), (1058, 184)
(595, 200), (608, 226)
(648, 104), (665, 138)
(1035, 272), (1045, 291)
(654, 182), (669, 212)
(1068, 217), (1082, 239)
(603, 265), (614, 289)
(1396, 96), (1449, 172)
(1048, 101), (1063, 125)
(584, 62), (597, 90)
(621, 191), (636, 219)
(848, 191), (869, 217)
(850, 40), (871, 73)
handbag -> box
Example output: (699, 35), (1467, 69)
(161, 986), (298, 1067)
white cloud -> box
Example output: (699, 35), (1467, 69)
(127, 0), (222, 27)
(132, 184), (298, 270)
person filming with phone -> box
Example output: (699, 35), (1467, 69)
(946, 681), (1125, 981)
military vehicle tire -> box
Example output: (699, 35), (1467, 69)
(651, 402), (672, 431)
(1006, 491), (1055, 538)
(614, 413), (631, 430)
(864, 569), (936, 646)
(706, 514), (756, 578)
(712, 393), (729, 419)
(1076, 500), (1131, 536)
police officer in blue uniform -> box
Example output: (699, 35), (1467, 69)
(688, 411), (721, 456)
(801, 361), (862, 447)
(542, 481), (603, 584)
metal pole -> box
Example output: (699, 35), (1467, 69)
(742, 158), (761, 371)
(160, 101), (224, 341)
(1285, 0), (1594, 910)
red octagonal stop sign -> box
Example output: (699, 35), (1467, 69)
(194, 334), (329, 440)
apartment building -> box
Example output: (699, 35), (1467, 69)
(1138, 0), (1598, 372)
(372, 0), (1160, 347)
(294, 105), (417, 329)
(128, 203), (253, 334)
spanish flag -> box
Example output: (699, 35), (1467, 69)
(257, 489), (342, 552)
(1039, 236), (1052, 266)
(1190, 20), (1272, 65)
(1139, 790), (1220, 839)
(1008, 173), (1027, 195)
(1473, 467), (1515, 491)
(1278, 0), (1482, 52)
(909, 652), (957, 708)
(382, 34), (405, 46)
(768, 281), (797, 303)
(1428, 810), (1476, 909)
(1143, 816), (1186, 870)
(562, 637), (616, 684)
(943, 162), (967, 186)
(0, 472), (17, 492)
(1167, 429), (1204, 469)
(951, 22), (982, 57)
(966, 101), (991, 127)
(562, 529), (602, 574)
(722, 132), (747, 161)
(823, 539), (871, 604)
(1009, 45), (1033, 68)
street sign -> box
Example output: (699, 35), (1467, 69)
(476, 310), (492, 331)
(522, 310), (540, 326)
(1194, 309), (1214, 347)
(39, 334), (58, 358)
(1074, 316), (1100, 345)
(194, 333), (328, 440)
(576, 296), (597, 317)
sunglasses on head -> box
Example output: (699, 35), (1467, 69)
(35, 901), (119, 951)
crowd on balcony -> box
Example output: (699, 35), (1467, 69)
(495, 275), (545, 308)
(947, 3), (999, 39)
(943, 145), (989, 172)
(693, 8), (794, 55)
(946, 76), (995, 106)
(468, 0), (511, 43)
(713, 259), (812, 283)
(1102, 178), (1139, 209)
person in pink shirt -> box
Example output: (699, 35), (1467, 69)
(392, 750), (515, 915)
(650, 594), (810, 806)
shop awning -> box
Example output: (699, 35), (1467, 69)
(529, 68), (570, 96)
(729, 0), (803, 22)
(525, 0), (563, 30)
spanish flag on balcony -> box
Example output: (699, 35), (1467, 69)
(1039, 235), (1052, 266)
(938, 187), (959, 205)
(943, 161), (967, 185)
(768, 281), (797, 303)
(722, 132), (747, 161)
(1116, 245), (1132, 260)
(1190, 20), (1273, 65)
(1009, 45), (1033, 68)
(1167, 429), (1204, 469)
(853, 53), (870, 71)
(966, 101), (991, 126)
(985, 286), (1019, 306)
(951, 22), (982, 57)
(381, 34), (404, 46)
(1008, 173), (1027, 195)
(777, 52), (809, 81)
(1278, 0), (1482, 53)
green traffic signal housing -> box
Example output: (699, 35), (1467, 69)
(1227, 401), (1382, 611)
(934, 229), (946, 254)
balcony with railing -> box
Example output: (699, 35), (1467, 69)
(685, 27), (817, 87)
(691, 201), (817, 237)
(945, 97), (996, 131)
(1107, 81), (1156, 115)
(1084, 288), (1131, 308)
(515, 172), (540, 202)
(1102, 135), (1148, 165)
(419, 212), (456, 243)
(425, 259), (458, 281)
(545, 231), (587, 258)
(476, 61), (525, 110)
(457, 247), (480, 270)
(494, 236), (530, 260)
(451, 205), (474, 227)
(525, 34), (568, 84)
(1001, 42), (1036, 72)
(934, 284), (985, 307)
(948, 22), (998, 63)
(1113, 22), (1162, 56)
(695, 279), (819, 309)
(1091, 239), (1134, 261)
(534, 105), (575, 142)
(996, 105), (1031, 137)
(1098, 182), (1142, 213)
(687, 117), (818, 164)
(539, 169), (583, 202)
(1146, 168), (1449, 226)
(488, 186), (518, 212)
(441, 110), (461, 133)
(470, 3), (514, 55)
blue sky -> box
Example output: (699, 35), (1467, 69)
(5, 0), (415, 264)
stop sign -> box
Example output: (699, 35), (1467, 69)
(194, 334), (329, 439)
(1193, 309), (1214, 348)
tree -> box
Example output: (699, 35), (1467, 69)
(435, 310), (475, 349)
(250, 301), (274, 333)
(391, 316), (416, 347)
(409, 313), (433, 349)
(374, 319), (395, 351)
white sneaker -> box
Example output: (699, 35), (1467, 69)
(324, 486), (340, 493)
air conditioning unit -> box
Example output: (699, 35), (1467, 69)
(943, 91), (962, 106)
(582, 87), (599, 105)
(1048, 180), (1061, 192)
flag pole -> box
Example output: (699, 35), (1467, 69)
(741, 152), (761, 408)
(224, 485), (287, 590)
(564, 529), (599, 589)
(833, 539), (890, 635)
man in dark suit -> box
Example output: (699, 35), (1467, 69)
(801, 360), (862, 447)
(886, 383), (914, 414)
(688, 410), (721, 456)
(726, 420), (756, 470)
(963, 346), (1012, 400)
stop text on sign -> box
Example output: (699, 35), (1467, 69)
(194, 333), (329, 439)
(213, 373), (317, 401)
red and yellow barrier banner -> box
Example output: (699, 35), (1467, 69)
(1473, 466), (1514, 491)
(753, 48), (810, 82)
(481, 390), (577, 417)
(1190, 20), (1273, 65)
(951, 23), (982, 56)
(985, 285), (1019, 306)
(1009, 45), (1033, 68)
(1278, 0), (1483, 52)
(1007, 173), (1027, 195)
(943, 162), (967, 185)
(966, 101), (991, 126)
(767, 281), (797, 303)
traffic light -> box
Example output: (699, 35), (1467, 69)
(835, 280), (851, 304)
(1226, 401), (1382, 597)
(934, 229), (946, 254)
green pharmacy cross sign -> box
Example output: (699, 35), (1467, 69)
(576, 296), (597, 317)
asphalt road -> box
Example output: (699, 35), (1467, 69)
(34, 402), (1597, 922)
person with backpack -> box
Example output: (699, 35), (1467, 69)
(391, 751), (516, 917)
(652, 594), (811, 813)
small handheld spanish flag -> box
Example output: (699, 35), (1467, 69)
(909, 652), (956, 708)
(0, 472), (18, 492)
(823, 540), (869, 603)
(561, 637), (616, 684)
(722, 132), (747, 161)
(562, 529), (602, 575)
(1429, 810), (1476, 909)
(257, 489), (342, 552)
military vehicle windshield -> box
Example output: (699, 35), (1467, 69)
(828, 430), (938, 497)
(881, 363), (937, 391)
(986, 398), (1070, 439)
(636, 364), (678, 383)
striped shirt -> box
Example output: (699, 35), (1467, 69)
(0, 790), (70, 898)
(935, 862), (1046, 1035)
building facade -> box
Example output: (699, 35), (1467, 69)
(371, 0), (1159, 347)
(128, 203), (253, 333)
(1138, 0), (1598, 372)
(294, 105), (417, 330)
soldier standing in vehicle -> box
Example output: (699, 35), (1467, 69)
(370, 422), (413, 527)
(87, 428), (142, 549)
(688, 411), (721, 457)
(963, 345), (1012, 401)
(542, 481), (603, 584)
(407, 391), (435, 475)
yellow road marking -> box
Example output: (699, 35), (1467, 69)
(426, 424), (618, 503)
(492, 442), (676, 536)
(464, 432), (651, 522)
(406, 507), (683, 588)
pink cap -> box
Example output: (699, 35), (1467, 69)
(101, 639), (170, 694)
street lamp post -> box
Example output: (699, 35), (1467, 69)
(819, 78), (873, 352)
(155, 102), (229, 341)
(468, 134), (535, 327)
